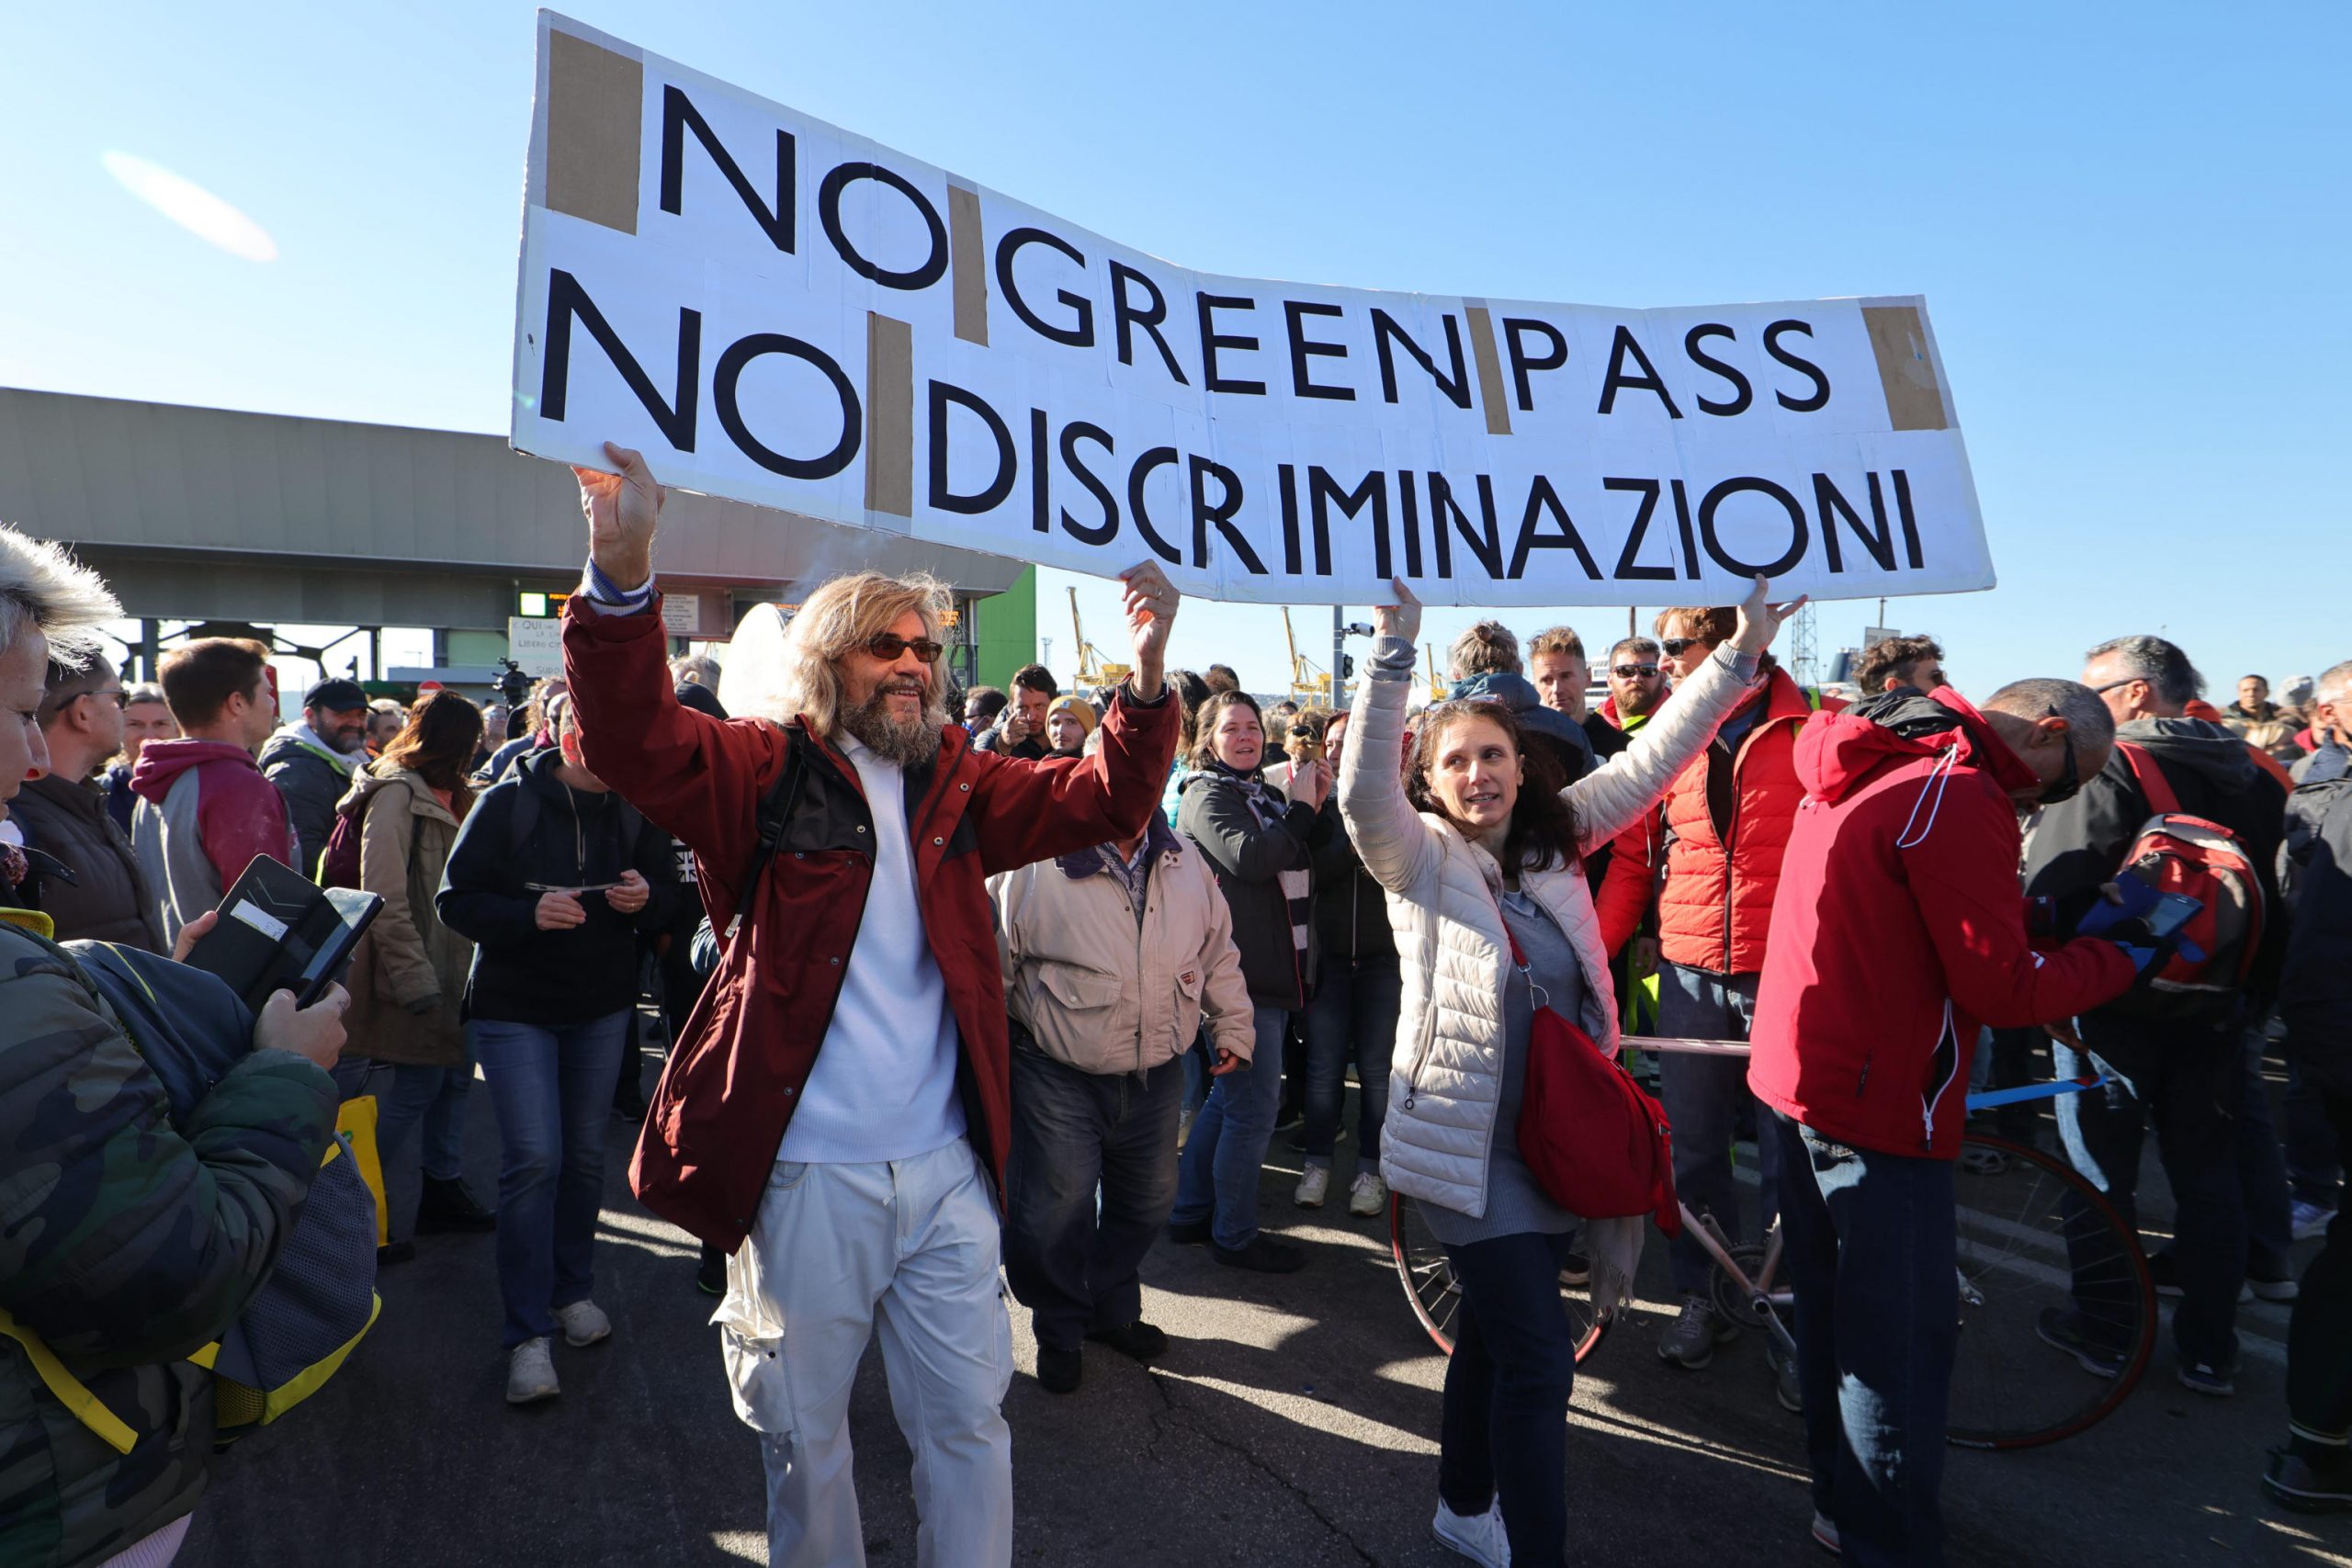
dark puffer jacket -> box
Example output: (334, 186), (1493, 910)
(1308, 795), (1392, 962)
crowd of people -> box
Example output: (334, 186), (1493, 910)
(1, 450), (2347, 1565)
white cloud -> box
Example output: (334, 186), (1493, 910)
(100, 151), (277, 262)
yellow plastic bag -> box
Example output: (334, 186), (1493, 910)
(335, 1094), (389, 1247)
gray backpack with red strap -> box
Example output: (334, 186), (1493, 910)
(2108, 743), (2267, 1018)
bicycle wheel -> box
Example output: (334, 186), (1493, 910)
(1946, 1133), (2154, 1450)
(1391, 1194), (1609, 1363)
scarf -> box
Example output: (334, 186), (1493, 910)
(1209, 759), (1310, 958)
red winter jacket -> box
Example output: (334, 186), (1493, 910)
(562, 595), (1178, 1248)
(1747, 688), (2137, 1158)
(1596, 670), (1833, 973)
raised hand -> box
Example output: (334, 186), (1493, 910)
(1373, 576), (1422, 647)
(1291, 758), (1333, 811)
(1119, 560), (1179, 698)
(1730, 575), (1807, 657)
(573, 442), (666, 592)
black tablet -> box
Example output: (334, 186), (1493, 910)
(183, 855), (383, 1012)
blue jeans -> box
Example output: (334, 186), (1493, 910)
(1003, 1043), (1183, 1352)
(2054, 1016), (2245, 1368)
(1656, 963), (1778, 1296)
(1300, 954), (1399, 1168)
(469, 1013), (631, 1348)
(1170, 1004), (1289, 1250)
(374, 1061), (475, 1238)
(1770, 1112), (1956, 1568)
(1437, 1227), (1578, 1562)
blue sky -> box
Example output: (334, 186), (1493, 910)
(3, 2), (2344, 700)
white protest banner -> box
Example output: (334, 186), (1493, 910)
(512, 12), (1991, 606)
(507, 615), (564, 674)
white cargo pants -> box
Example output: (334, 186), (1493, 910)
(715, 1139), (1014, 1568)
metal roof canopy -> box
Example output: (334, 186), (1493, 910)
(0, 388), (1028, 631)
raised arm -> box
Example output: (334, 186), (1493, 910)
(1338, 581), (1436, 896)
(972, 682), (1180, 876)
(560, 444), (783, 875)
(1567, 576), (1804, 846)
(969, 561), (1181, 874)
(1906, 778), (2138, 1026)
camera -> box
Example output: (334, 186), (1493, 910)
(492, 656), (533, 706)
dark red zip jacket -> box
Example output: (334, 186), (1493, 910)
(563, 594), (1178, 1247)
(1747, 687), (2136, 1158)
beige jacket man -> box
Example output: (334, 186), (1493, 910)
(990, 818), (1256, 1074)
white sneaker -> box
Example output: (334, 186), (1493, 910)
(1431, 1500), (1510, 1566)
(1295, 1165), (1330, 1208)
(556, 1299), (612, 1348)
(1348, 1169), (1388, 1217)
(506, 1337), (560, 1404)
(1811, 1510), (1841, 1555)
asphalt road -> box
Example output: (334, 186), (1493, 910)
(180, 1044), (2348, 1568)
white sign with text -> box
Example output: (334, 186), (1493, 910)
(512, 12), (1992, 606)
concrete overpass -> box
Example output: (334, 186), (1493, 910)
(0, 386), (1029, 687)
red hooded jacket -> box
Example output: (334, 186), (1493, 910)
(562, 594), (1178, 1248)
(1747, 688), (2137, 1158)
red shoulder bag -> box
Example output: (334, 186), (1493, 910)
(1505, 925), (1681, 1236)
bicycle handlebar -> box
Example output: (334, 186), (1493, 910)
(1619, 1037), (2111, 1112)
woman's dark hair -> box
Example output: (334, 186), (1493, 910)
(379, 689), (485, 814)
(1189, 688), (1264, 773)
(1406, 699), (1579, 877)
(1170, 668), (1215, 757)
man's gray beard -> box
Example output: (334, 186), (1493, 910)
(842, 684), (944, 767)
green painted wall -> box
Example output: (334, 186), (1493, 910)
(974, 566), (1036, 692)
(448, 629), (509, 669)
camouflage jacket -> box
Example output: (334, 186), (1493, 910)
(0, 910), (337, 1568)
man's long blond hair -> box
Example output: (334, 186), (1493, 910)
(724, 570), (951, 735)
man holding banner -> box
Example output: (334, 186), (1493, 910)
(560, 443), (1179, 1568)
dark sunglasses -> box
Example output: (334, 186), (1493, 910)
(82, 688), (129, 708)
(1611, 664), (1660, 680)
(865, 632), (944, 664)
(2037, 706), (2084, 806)
(1659, 637), (1706, 658)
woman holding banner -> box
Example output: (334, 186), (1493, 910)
(1340, 573), (1795, 1565)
